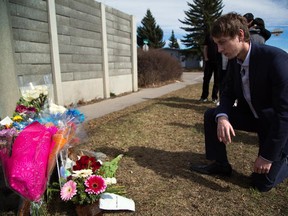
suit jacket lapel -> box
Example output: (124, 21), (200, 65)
(248, 45), (257, 97)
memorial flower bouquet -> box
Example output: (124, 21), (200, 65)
(0, 75), (86, 215)
(59, 154), (125, 205)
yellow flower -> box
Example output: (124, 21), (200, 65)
(13, 115), (23, 122)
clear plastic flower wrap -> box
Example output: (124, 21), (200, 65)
(41, 107), (87, 177)
(13, 74), (53, 131)
(18, 74), (52, 104)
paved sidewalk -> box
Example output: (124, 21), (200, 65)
(78, 72), (203, 121)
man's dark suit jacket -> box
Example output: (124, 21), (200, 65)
(215, 43), (288, 162)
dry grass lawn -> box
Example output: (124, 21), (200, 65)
(3, 83), (288, 216)
(54, 83), (288, 216)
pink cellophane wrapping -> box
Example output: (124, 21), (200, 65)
(1, 121), (55, 202)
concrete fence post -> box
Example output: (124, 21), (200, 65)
(47, 0), (63, 105)
(131, 15), (138, 92)
(100, 3), (110, 99)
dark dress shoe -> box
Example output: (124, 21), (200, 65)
(190, 162), (232, 177)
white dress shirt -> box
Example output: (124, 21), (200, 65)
(238, 44), (258, 119)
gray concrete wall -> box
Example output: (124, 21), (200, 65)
(0, 0), (137, 117)
(106, 6), (133, 76)
(0, 0), (21, 117)
(10, 0), (51, 84)
(56, 0), (103, 81)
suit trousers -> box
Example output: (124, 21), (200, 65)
(200, 61), (219, 100)
(204, 107), (288, 191)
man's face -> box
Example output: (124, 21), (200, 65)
(213, 35), (241, 59)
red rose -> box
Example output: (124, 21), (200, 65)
(91, 161), (102, 172)
(79, 155), (89, 166)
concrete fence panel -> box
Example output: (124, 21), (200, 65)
(0, 0), (137, 117)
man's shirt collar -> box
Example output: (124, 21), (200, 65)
(237, 43), (251, 68)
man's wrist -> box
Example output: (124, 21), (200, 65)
(259, 155), (273, 163)
(218, 116), (228, 121)
(215, 113), (229, 123)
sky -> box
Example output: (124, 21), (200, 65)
(97, 0), (288, 52)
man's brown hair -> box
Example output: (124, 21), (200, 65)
(211, 12), (250, 42)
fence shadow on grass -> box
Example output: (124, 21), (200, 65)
(159, 97), (259, 147)
(192, 123), (259, 146)
(152, 97), (211, 116)
(97, 146), (251, 192)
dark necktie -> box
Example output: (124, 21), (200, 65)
(240, 68), (258, 118)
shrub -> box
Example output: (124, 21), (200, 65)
(137, 48), (183, 87)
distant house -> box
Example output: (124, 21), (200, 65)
(162, 48), (202, 69)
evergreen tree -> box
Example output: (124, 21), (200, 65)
(179, 0), (223, 55)
(137, 9), (166, 49)
(168, 30), (180, 49)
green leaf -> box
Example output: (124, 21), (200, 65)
(99, 154), (123, 178)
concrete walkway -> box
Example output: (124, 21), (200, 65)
(78, 72), (203, 121)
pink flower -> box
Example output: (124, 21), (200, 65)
(60, 180), (77, 201)
(84, 175), (107, 195)
(15, 105), (36, 114)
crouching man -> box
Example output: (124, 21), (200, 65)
(191, 12), (288, 192)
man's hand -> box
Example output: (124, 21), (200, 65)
(217, 116), (235, 144)
(254, 156), (272, 174)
